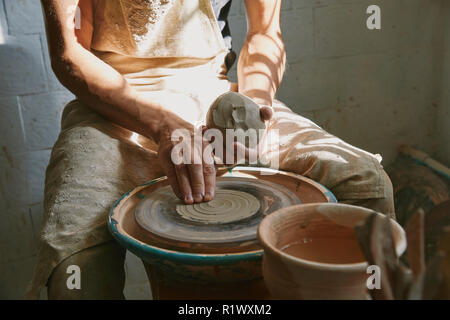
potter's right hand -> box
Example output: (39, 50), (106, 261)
(157, 115), (216, 205)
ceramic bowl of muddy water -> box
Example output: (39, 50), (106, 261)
(258, 203), (407, 300)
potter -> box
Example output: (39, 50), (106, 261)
(29, 0), (396, 299)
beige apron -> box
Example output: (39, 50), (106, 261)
(26, 0), (390, 299)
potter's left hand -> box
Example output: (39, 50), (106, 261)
(215, 105), (274, 167)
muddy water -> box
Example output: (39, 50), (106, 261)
(281, 233), (365, 264)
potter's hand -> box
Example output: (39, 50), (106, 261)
(157, 115), (216, 204)
(225, 105), (273, 165)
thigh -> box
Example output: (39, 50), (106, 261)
(47, 241), (126, 300)
(43, 100), (164, 256)
(33, 100), (163, 299)
(266, 103), (388, 202)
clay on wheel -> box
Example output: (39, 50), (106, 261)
(134, 176), (302, 244)
(176, 189), (260, 224)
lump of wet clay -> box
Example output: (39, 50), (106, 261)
(206, 92), (266, 146)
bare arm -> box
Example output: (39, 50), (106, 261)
(41, 0), (180, 141)
(239, 0), (286, 107)
(41, 0), (215, 204)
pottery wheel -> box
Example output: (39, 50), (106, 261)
(135, 177), (301, 244)
(176, 190), (260, 224)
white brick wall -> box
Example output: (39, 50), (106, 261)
(228, 0), (443, 164)
(0, 0), (448, 299)
(0, 0), (74, 299)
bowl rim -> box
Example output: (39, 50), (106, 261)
(108, 166), (337, 264)
(257, 203), (407, 271)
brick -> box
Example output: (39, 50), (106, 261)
(227, 14), (246, 82)
(229, 14), (247, 50)
(29, 203), (44, 242)
(238, 1), (292, 14)
(281, 8), (314, 61)
(239, 1), (246, 16)
(0, 150), (51, 208)
(307, 98), (435, 166)
(0, 96), (26, 154)
(0, 34), (47, 95)
(434, 2), (450, 165)
(229, 5), (315, 64)
(4, 0), (44, 34)
(277, 58), (339, 112)
(40, 34), (66, 91)
(314, 0), (437, 58)
(228, 0), (241, 16)
(278, 47), (435, 113)
(21, 91), (74, 151)
(0, 206), (37, 265)
(0, 256), (36, 299)
(24, 150), (51, 205)
(281, 0), (293, 11)
(0, 183), (6, 213)
(0, 152), (29, 209)
(227, 63), (238, 83)
(277, 48), (436, 165)
(293, 0), (362, 9)
(0, 0), (7, 40)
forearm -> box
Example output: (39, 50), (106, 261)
(54, 46), (169, 142)
(42, 0), (174, 142)
(238, 0), (286, 106)
(237, 32), (286, 106)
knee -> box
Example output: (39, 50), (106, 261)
(375, 170), (395, 218)
(341, 170), (395, 219)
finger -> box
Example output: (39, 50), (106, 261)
(187, 163), (205, 203)
(260, 106), (273, 121)
(188, 140), (205, 203)
(202, 140), (216, 202)
(165, 163), (183, 200)
(159, 147), (183, 200)
(203, 164), (215, 202)
(174, 164), (193, 204)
